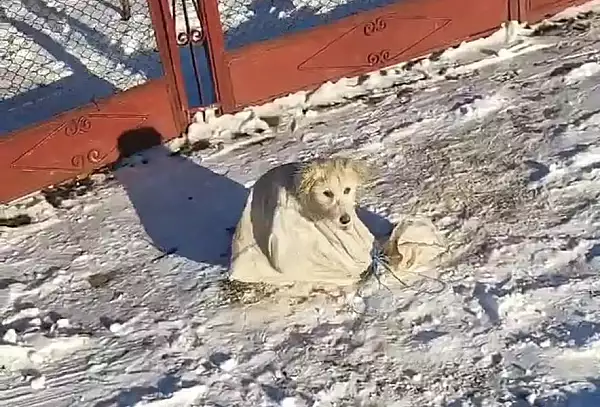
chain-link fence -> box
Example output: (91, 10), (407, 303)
(0, 0), (164, 134)
(218, 0), (398, 49)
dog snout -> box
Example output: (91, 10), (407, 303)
(339, 213), (351, 226)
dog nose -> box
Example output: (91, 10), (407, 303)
(339, 213), (351, 225)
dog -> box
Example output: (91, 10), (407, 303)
(229, 157), (374, 286)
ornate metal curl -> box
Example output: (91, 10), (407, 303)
(71, 149), (102, 168)
(363, 17), (386, 36)
(176, 28), (205, 46)
(65, 116), (92, 137)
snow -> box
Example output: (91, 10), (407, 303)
(2, 2), (600, 407)
(564, 61), (600, 84)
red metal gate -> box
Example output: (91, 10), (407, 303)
(180, 0), (591, 114)
(198, 0), (511, 113)
(0, 0), (185, 203)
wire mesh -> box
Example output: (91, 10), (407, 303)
(0, 0), (164, 134)
(218, 0), (398, 49)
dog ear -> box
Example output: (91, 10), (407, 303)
(345, 159), (370, 184)
(297, 161), (321, 195)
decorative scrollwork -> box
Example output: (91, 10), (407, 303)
(366, 50), (391, 66)
(363, 17), (386, 36)
(190, 28), (204, 43)
(176, 28), (205, 46)
(71, 149), (102, 168)
(87, 149), (102, 163)
(71, 155), (84, 168)
(176, 32), (189, 46)
(64, 116), (92, 137)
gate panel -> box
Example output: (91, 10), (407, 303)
(218, 0), (508, 111)
(219, 0), (401, 50)
(0, 0), (184, 203)
(519, 0), (590, 23)
(0, 0), (170, 134)
(0, 80), (177, 203)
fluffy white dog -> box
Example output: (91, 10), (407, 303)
(229, 158), (375, 286)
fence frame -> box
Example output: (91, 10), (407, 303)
(0, 0), (187, 204)
(149, 0), (190, 131)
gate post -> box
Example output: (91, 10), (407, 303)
(512, 0), (529, 21)
(146, 0), (189, 132)
(508, 0), (522, 20)
(197, 0), (235, 112)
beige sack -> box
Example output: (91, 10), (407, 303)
(382, 216), (447, 275)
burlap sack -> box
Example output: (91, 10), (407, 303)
(382, 216), (448, 275)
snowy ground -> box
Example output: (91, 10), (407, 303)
(2, 3), (600, 407)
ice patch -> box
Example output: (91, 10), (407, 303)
(30, 375), (46, 390)
(551, 340), (600, 381)
(453, 93), (508, 123)
(132, 385), (208, 406)
(219, 357), (238, 372)
(281, 397), (299, 407)
(498, 293), (548, 330)
(565, 62), (600, 85)
(2, 328), (18, 344)
(30, 335), (91, 363)
(0, 344), (36, 371)
(571, 145), (600, 169)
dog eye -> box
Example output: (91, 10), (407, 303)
(323, 190), (334, 198)
(343, 187), (351, 194)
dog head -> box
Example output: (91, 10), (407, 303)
(296, 157), (369, 228)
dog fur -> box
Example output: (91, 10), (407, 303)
(297, 157), (369, 225)
(229, 157), (374, 286)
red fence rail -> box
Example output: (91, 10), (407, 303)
(0, 0), (592, 204)
(0, 0), (185, 203)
